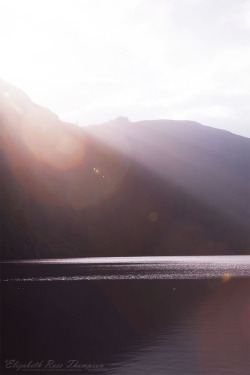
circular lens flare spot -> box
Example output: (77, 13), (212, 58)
(222, 272), (231, 282)
(148, 211), (159, 222)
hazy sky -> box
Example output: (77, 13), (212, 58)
(1, 0), (250, 137)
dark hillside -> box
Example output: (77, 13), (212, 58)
(1, 80), (249, 259)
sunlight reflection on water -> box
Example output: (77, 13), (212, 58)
(1, 256), (250, 282)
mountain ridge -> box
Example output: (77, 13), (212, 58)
(1, 80), (249, 259)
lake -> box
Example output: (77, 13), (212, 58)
(1, 256), (250, 374)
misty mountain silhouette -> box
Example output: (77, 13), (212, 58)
(1, 79), (249, 259)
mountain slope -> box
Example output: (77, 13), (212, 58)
(1, 80), (249, 259)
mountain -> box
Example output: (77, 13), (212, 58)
(1, 79), (249, 259)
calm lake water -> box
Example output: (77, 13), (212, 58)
(1, 256), (250, 375)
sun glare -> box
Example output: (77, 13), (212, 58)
(0, 0), (141, 106)
(1, 0), (249, 135)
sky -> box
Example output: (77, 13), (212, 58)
(1, 0), (250, 137)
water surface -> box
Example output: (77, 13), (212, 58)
(1, 256), (249, 375)
(1, 255), (250, 281)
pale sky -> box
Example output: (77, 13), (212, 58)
(1, 0), (250, 137)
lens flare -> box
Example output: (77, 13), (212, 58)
(148, 211), (159, 222)
(222, 272), (231, 282)
(21, 105), (86, 170)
